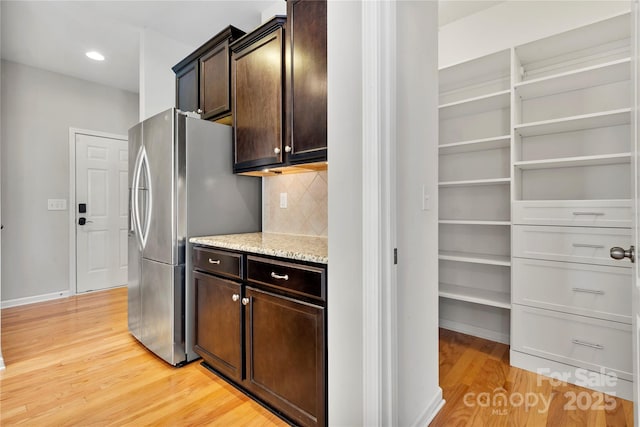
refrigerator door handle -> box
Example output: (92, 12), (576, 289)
(133, 146), (152, 250)
(132, 146), (145, 250)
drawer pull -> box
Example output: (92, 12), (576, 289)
(208, 259), (221, 265)
(572, 243), (605, 249)
(572, 287), (604, 295)
(271, 272), (289, 281)
(572, 339), (604, 350)
(572, 212), (605, 216)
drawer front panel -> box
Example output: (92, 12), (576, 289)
(513, 225), (631, 267)
(513, 200), (632, 228)
(193, 247), (242, 279)
(513, 258), (631, 323)
(512, 305), (632, 381)
(247, 256), (326, 302)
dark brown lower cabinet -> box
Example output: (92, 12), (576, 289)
(245, 286), (325, 427)
(193, 271), (242, 382)
(192, 246), (327, 427)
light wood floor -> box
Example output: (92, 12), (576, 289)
(431, 328), (634, 426)
(0, 287), (287, 426)
(0, 288), (635, 426)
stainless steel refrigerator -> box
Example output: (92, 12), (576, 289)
(127, 108), (261, 366)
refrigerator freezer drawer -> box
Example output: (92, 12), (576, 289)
(139, 258), (186, 366)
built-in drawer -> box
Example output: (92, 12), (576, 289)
(512, 258), (631, 323)
(247, 256), (326, 302)
(512, 225), (632, 267)
(193, 246), (242, 279)
(511, 305), (632, 381)
(513, 200), (632, 228)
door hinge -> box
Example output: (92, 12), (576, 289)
(394, 248), (398, 265)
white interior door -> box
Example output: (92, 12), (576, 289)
(75, 132), (128, 293)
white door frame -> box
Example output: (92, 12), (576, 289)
(68, 128), (128, 296)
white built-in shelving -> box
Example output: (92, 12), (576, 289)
(439, 283), (511, 309)
(507, 11), (634, 399)
(438, 12), (634, 361)
(438, 135), (510, 155)
(513, 152), (631, 170)
(438, 251), (511, 267)
(438, 48), (512, 344)
(438, 177), (510, 187)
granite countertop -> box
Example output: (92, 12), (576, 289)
(189, 232), (328, 265)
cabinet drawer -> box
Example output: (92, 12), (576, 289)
(247, 256), (326, 302)
(513, 258), (631, 323)
(512, 225), (631, 267)
(513, 200), (632, 228)
(193, 247), (242, 279)
(512, 305), (632, 381)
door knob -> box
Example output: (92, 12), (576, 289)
(610, 246), (635, 263)
(78, 218), (93, 226)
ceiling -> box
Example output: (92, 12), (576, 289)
(439, 1), (505, 26)
(0, 1), (274, 93)
(1, 1), (502, 94)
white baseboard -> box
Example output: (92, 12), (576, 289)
(409, 387), (445, 427)
(1, 290), (70, 309)
(511, 349), (633, 401)
(439, 318), (510, 345)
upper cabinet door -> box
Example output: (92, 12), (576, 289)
(287, 0), (327, 164)
(231, 17), (287, 172)
(173, 26), (245, 122)
(175, 61), (199, 114)
(200, 41), (232, 121)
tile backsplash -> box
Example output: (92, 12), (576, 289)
(263, 170), (328, 236)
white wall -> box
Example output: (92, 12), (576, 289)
(139, 28), (194, 120)
(0, 60), (138, 304)
(0, 5), (4, 370)
(328, 1), (441, 424)
(439, 0), (631, 67)
(327, 0), (364, 423)
(396, 2), (441, 425)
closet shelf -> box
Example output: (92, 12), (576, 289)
(439, 90), (510, 120)
(439, 283), (511, 309)
(515, 12), (630, 68)
(439, 177), (511, 187)
(439, 135), (511, 155)
(514, 108), (631, 137)
(515, 57), (631, 100)
(439, 49), (511, 95)
(514, 152), (631, 170)
(439, 250), (511, 267)
(439, 220), (511, 226)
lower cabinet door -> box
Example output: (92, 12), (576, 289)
(244, 286), (325, 427)
(193, 271), (242, 382)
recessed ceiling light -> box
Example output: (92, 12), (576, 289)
(86, 51), (105, 61)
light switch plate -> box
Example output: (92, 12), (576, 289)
(48, 199), (67, 211)
(280, 192), (288, 208)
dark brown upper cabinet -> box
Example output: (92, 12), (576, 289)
(231, 16), (287, 173)
(286, 0), (327, 165)
(172, 26), (245, 124)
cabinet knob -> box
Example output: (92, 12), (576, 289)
(241, 297), (250, 306)
(274, 147), (281, 154)
(197, 109), (202, 114)
(284, 146), (292, 153)
(232, 294), (240, 302)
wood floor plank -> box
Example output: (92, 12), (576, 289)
(434, 328), (633, 427)
(1, 290), (634, 425)
(0, 287), (288, 426)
